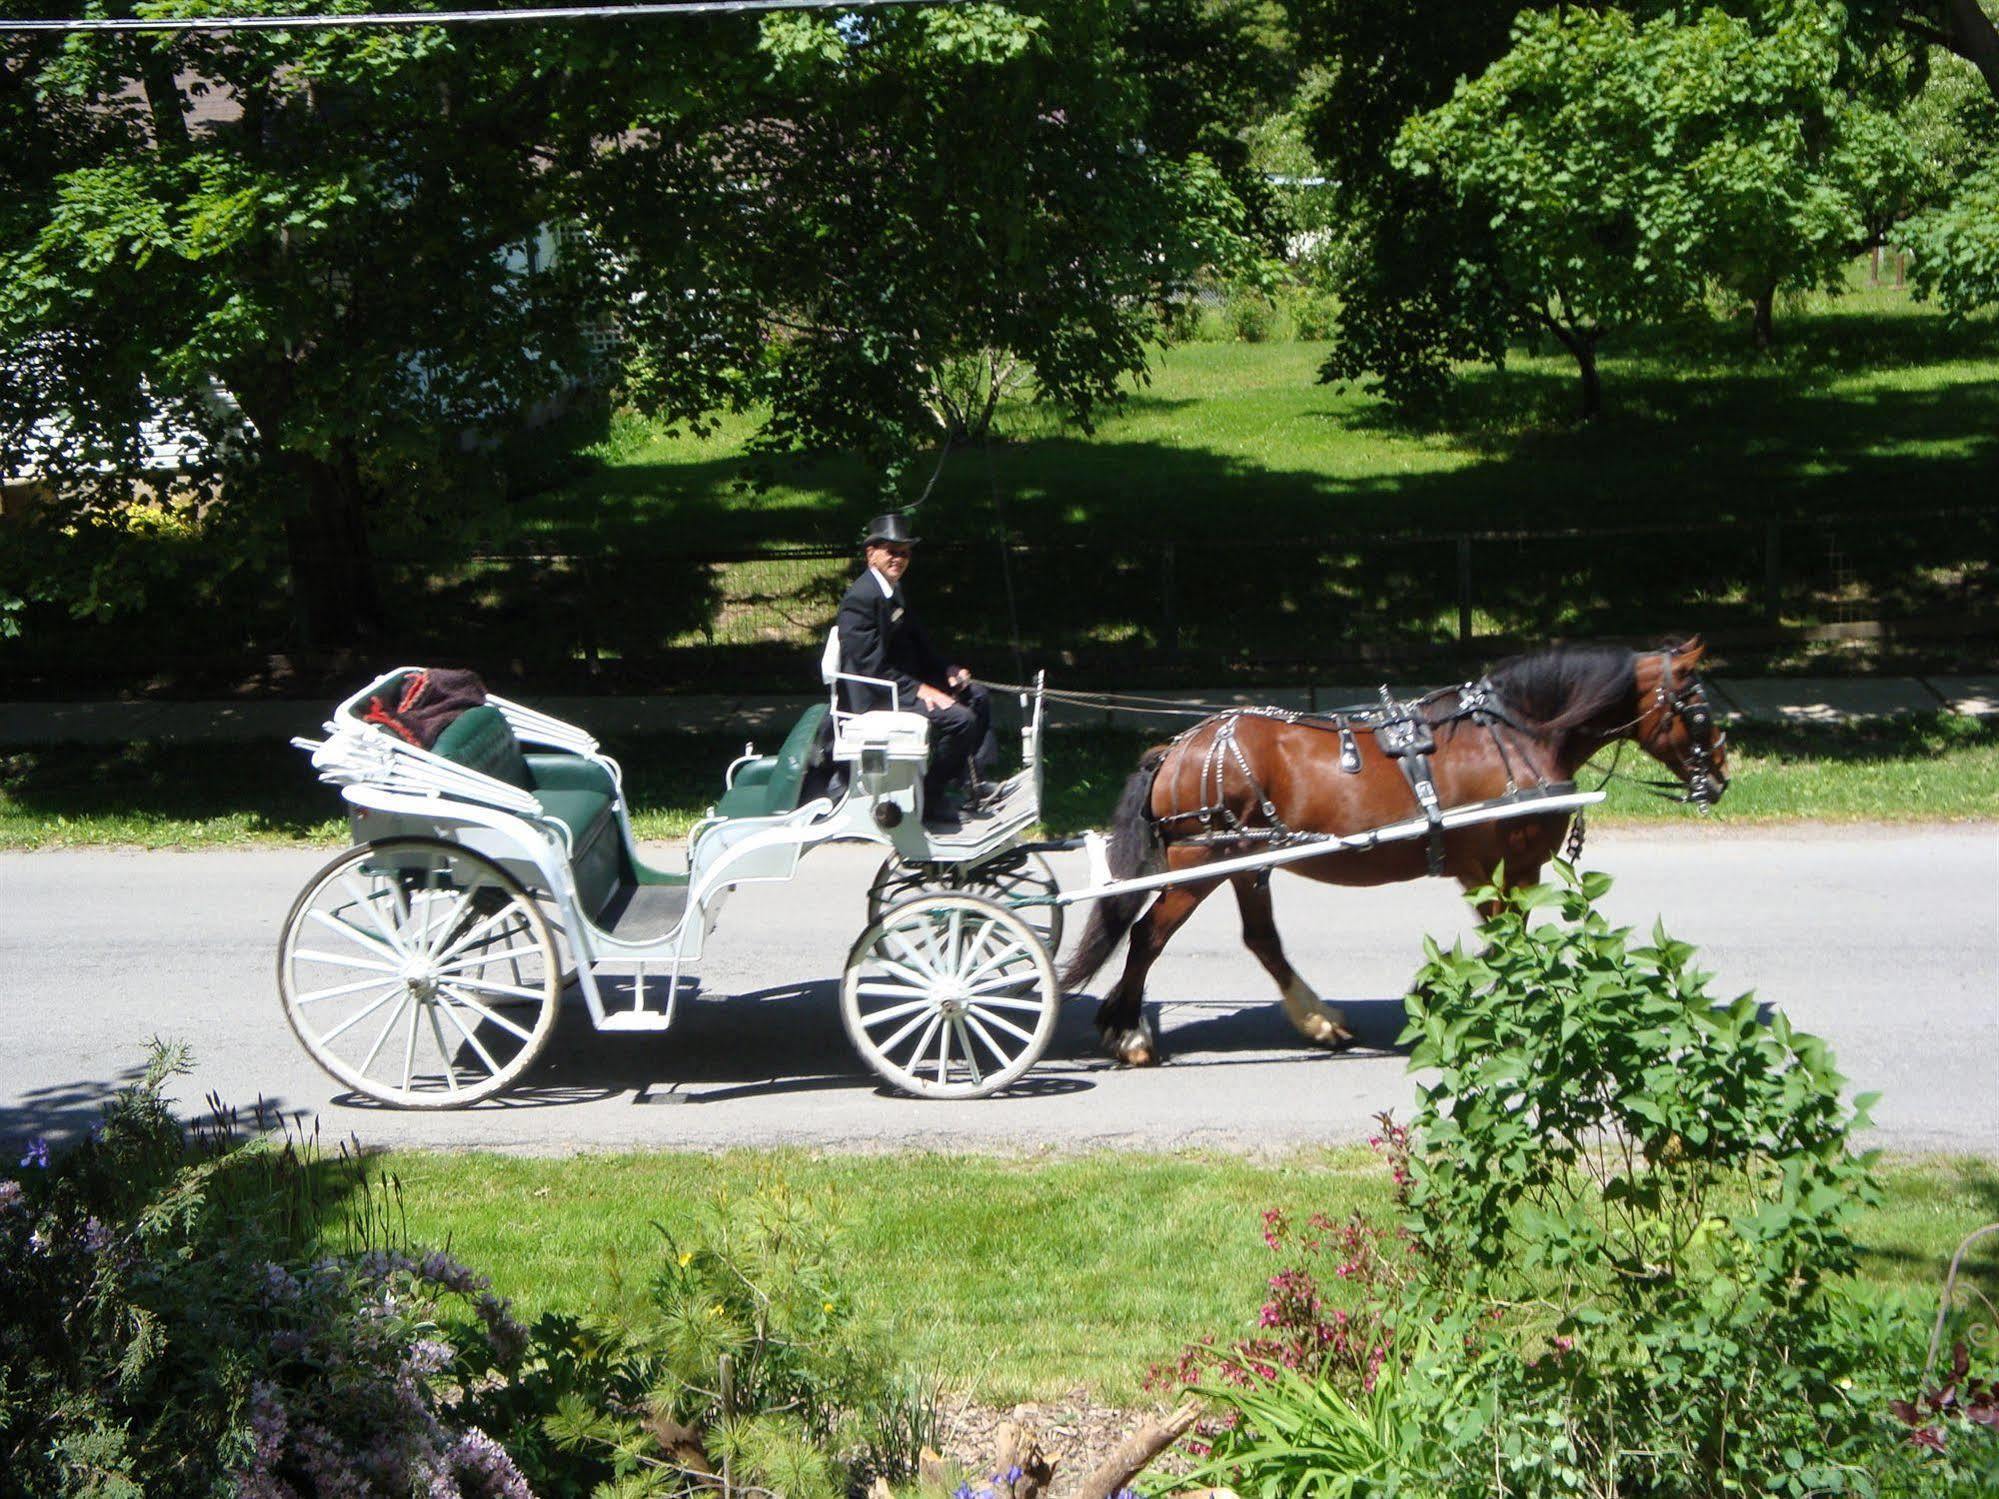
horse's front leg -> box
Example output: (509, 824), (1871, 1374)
(1095, 879), (1217, 1067)
(1231, 872), (1353, 1049)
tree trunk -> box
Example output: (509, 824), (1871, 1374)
(1751, 283), (1776, 352)
(1943, 0), (1999, 98)
(1573, 337), (1603, 422)
(281, 447), (385, 648)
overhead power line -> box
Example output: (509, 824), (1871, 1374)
(1, 0), (962, 34)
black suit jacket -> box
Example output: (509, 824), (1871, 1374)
(835, 571), (950, 712)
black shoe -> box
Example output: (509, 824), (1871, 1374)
(963, 777), (1000, 809)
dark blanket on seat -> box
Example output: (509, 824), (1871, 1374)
(364, 668), (489, 748)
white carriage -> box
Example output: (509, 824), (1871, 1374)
(283, 662), (1063, 1105)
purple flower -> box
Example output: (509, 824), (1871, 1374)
(406, 1338), (456, 1377)
(0, 1179), (22, 1214)
(81, 1217), (110, 1254)
(19, 1138), (49, 1170)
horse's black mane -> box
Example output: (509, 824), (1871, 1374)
(1482, 643), (1641, 734)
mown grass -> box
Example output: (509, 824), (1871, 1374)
(353, 1148), (1999, 1405)
(3, 713), (1993, 849)
(524, 280), (1999, 556)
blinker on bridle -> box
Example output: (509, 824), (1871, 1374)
(1637, 648), (1727, 810)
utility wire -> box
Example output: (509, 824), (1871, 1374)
(1, 0), (961, 35)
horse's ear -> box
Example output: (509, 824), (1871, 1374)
(1672, 634), (1707, 666)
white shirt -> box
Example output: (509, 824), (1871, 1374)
(869, 567), (897, 600)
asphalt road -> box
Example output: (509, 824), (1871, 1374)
(3, 826), (1995, 1157)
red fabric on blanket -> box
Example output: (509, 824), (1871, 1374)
(363, 667), (489, 748)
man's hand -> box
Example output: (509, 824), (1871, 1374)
(916, 683), (955, 712)
(947, 666), (973, 690)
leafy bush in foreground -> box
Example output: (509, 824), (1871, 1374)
(0, 1045), (530, 1498)
(1174, 867), (1997, 1498)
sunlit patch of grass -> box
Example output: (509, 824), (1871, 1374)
(349, 1148), (1999, 1405)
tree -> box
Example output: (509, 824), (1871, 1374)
(704, 0), (1263, 473)
(1, 1), (1261, 645)
(1295, 0), (1930, 416)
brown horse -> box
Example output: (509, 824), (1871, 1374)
(1061, 639), (1729, 1065)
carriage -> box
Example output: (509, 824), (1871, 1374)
(284, 662), (1068, 1105)
(283, 657), (1629, 1108)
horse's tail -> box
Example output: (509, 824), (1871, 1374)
(1060, 745), (1170, 990)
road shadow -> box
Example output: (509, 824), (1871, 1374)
(2, 1061), (306, 1157)
(320, 974), (1414, 1112)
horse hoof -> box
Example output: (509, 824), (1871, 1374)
(1117, 1036), (1157, 1067)
(1301, 1010), (1356, 1049)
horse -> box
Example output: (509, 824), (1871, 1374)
(1060, 638), (1730, 1066)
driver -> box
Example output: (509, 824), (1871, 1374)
(835, 513), (993, 830)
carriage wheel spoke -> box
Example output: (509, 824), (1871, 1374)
(436, 984), (537, 1043)
(964, 1004), (1036, 1046)
(360, 993), (413, 1076)
(426, 1004), (461, 1094)
(435, 943), (545, 975)
(341, 873), (409, 956)
(418, 886), (477, 959)
(295, 976), (402, 1006)
(933, 1014), (954, 1085)
(963, 991), (1047, 1015)
(875, 1004), (939, 1060)
(436, 993), (505, 1081)
(872, 955), (937, 991)
(445, 976), (549, 1003)
(962, 1011), (1013, 1070)
(950, 1016), (983, 1088)
(304, 910), (403, 965)
(884, 930), (942, 980)
(855, 997), (936, 1028)
(292, 947), (400, 974)
(401, 992), (423, 1090)
(316, 984), (405, 1044)
(430, 900), (517, 968)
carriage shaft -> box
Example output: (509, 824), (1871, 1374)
(1050, 786), (1603, 907)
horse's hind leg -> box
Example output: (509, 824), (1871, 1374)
(1096, 880), (1216, 1067)
(1232, 873), (1354, 1049)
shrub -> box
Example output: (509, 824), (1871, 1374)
(529, 1177), (917, 1498)
(1165, 868), (1936, 1499)
(0, 1044), (532, 1498)
(1392, 864), (1885, 1497)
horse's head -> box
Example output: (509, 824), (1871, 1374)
(1632, 638), (1729, 808)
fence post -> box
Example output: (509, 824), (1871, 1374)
(1161, 542), (1179, 658)
(1764, 520), (1782, 628)
(1456, 535), (1473, 648)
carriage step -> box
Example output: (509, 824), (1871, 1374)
(597, 1011), (676, 1032)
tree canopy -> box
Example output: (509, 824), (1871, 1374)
(0, 0), (1263, 643)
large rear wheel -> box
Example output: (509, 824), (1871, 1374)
(277, 837), (560, 1108)
(841, 892), (1058, 1100)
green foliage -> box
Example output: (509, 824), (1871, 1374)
(519, 1177), (915, 1497)
(1391, 864), (1888, 1495)
(1393, 3), (1916, 411)
(0, 1043), (534, 1497)
(1176, 1347), (1448, 1499)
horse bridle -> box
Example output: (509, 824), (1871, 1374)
(1637, 649), (1727, 809)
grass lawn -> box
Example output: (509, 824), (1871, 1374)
(453, 280), (1997, 682)
(3, 714), (1993, 850)
(354, 1147), (1999, 1405)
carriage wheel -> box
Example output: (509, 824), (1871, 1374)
(866, 850), (1064, 956)
(277, 837), (561, 1108)
(841, 893), (1059, 1100)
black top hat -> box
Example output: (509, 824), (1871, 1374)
(861, 512), (920, 547)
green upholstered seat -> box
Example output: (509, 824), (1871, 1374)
(715, 704), (829, 819)
(432, 711), (624, 917)
(431, 705), (532, 789)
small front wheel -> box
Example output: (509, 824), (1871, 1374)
(866, 850), (1064, 955)
(841, 893), (1059, 1100)
(277, 837), (561, 1108)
